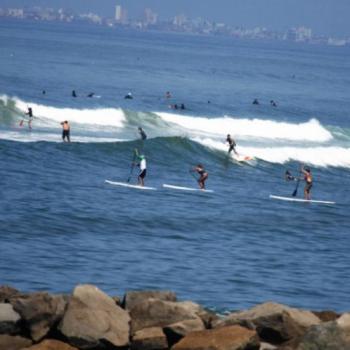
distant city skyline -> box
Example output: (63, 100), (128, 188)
(0, 0), (349, 37)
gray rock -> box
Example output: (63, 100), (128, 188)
(214, 302), (320, 344)
(11, 292), (67, 341)
(172, 325), (260, 350)
(296, 321), (350, 350)
(130, 298), (201, 334)
(131, 327), (168, 350)
(58, 284), (130, 349)
(0, 303), (21, 334)
(0, 334), (32, 350)
(123, 290), (177, 310)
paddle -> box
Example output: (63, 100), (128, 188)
(189, 168), (198, 182)
(292, 178), (300, 197)
(127, 150), (137, 183)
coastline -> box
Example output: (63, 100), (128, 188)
(0, 284), (348, 350)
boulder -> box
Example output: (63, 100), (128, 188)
(172, 325), (260, 350)
(131, 327), (168, 350)
(0, 334), (32, 350)
(130, 298), (201, 334)
(296, 321), (350, 350)
(0, 303), (21, 334)
(214, 302), (320, 344)
(11, 292), (67, 341)
(176, 301), (219, 328)
(312, 310), (340, 322)
(58, 284), (130, 349)
(23, 339), (78, 350)
(123, 290), (177, 310)
(164, 318), (205, 347)
(0, 286), (20, 303)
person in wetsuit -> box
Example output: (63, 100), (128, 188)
(24, 107), (33, 129)
(226, 134), (238, 155)
(61, 121), (71, 142)
(193, 164), (208, 190)
(301, 166), (313, 200)
(72, 90), (77, 98)
(138, 127), (147, 141)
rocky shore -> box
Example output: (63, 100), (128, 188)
(0, 284), (348, 350)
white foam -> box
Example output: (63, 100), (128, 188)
(193, 137), (350, 167)
(0, 130), (123, 143)
(156, 112), (332, 142)
(13, 97), (126, 128)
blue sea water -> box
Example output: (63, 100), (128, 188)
(0, 19), (350, 313)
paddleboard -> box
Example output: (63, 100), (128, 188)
(232, 154), (253, 162)
(162, 184), (214, 193)
(105, 180), (156, 191)
(269, 195), (335, 205)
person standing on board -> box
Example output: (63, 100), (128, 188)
(21, 107), (34, 129)
(134, 149), (147, 186)
(226, 134), (238, 155)
(192, 164), (208, 190)
(301, 165), (313, 200)
(60, 121), (71, 142)
(138, 127), (147, 141)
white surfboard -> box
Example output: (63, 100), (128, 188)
(232, 154), (254, 162)
(105, 180), (156, 190)
(162, 184), (214, 193)
(269, 195), (335, 205)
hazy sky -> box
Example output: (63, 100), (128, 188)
(1, 0), (349, 36)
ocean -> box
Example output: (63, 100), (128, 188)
(0, 19), (349, 313)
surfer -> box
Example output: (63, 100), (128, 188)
(87, 92), (95, 98)
(301, 166), (313, 200)
(125, 92), (133, 99)
(134, 151), (147, 186)
(252, 98), (259, 105)
(60, 121), (71, 142)
(192, 164), (208, 190)
(165, 91), (171, 98)
(138, 127), (147, 141)
(226, 134), (238, 155)
(180, 103), (186, 110)
(270, 100), (277, 107)
(72, 90), (77, 98)
(22, 107), (33, 129)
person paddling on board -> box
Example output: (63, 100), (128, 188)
(192, 164), (208, 190)
(134, 149), (147, 186)
(226, 134), (238, 155)
(60, 121), (71, 142)
(138, 127), (147, 141)
(301, 165), (313, 200)
(21, 107), (33, 129)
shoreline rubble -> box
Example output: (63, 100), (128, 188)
(0, 284), (348, 350)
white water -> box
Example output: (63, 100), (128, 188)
(2, 97), (350, 168)
(156, 112), (333, 142)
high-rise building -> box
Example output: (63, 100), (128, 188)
(144, 8), (157, 25)
(115, 5), (122, 22)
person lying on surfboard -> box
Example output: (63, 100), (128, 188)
(226, 134), (238, 155)
(192, 164), (208, 190)
(134, 149), (147, 187)
(301, 166), (313, 200)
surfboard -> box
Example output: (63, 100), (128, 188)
(162, 184), (214, 193)
(232, 154), (253, 162)
(269, 195), (335, 205)
(105, 180), (156, 191)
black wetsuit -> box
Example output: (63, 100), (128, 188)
(226, 136), (236, 153)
